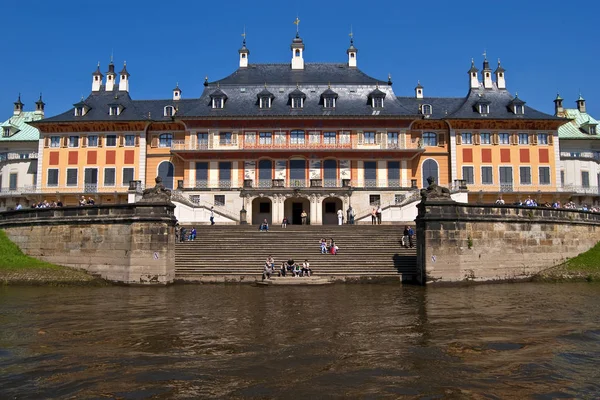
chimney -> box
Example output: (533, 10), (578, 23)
(553, 93), (564, 117)
(13, 94), (23, 116)
(35, 93), (45, 117)
(576, 94), (586, 113)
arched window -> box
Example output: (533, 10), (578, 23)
(159, 133), (173, 148)
(164, 106), (175, 117)
(422, 104), (432, 115)
(422, 159), (439, 188)
(295, 49), (300, 57)
(157, 161), (175, 189)
(423, 132), (437, 146)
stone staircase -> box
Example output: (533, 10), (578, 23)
(175, 225), (417, 283)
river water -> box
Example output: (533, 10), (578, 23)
(1, 283), (599, 399)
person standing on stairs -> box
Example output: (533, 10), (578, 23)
(371, 208), (377, 225)
(376, 205), (382, 225)
(210, 206), (215, 225)
(301, 210), (308, 225)
(337, 209), (343, 225)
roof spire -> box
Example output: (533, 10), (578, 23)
(204, 76), (208, 87)
(388, 73), (392, 86)
(293, 16), (300, 36)
(242, 25), (246, 45)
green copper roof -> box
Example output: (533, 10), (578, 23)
(558, 108), (600, 139)
(0, 112), (42, 142)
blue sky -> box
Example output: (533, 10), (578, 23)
(2, 0), (599, 118)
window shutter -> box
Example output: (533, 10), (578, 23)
(375, 132), (383, 144)
(437, 133), (446, 146)
(62, 136), (68, 148)
(119, 135), (124, 147)
(456, 133), (462, 145)
(548, 134), (554, 145)
(44, 137), (49, 148)
(232, 133), (238, 144)
(473, 133), (481, 145)
(510, 134), (516, 145)
(357, 132), (364, 145)
(151, 135), (158, 148)
(81, 136), (87, 148)
(492, 132), (499, 145)
(135, 135), (140, 146)
(531, 133), (538, 145)
(98, 136), (103, 147)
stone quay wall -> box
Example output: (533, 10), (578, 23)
(0, 204), (176, 285)
(415, 201), (600, 284)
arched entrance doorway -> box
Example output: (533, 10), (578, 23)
(422, 159), (439, 188)
(252, 197), (272, 225)
(323, 159), (337, 187)
(158, 161), (175, 189)
(258, 159), (272, 188)
(322, 197), (343, 225)
(284, 197), (310, 225)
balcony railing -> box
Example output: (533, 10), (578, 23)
(0, 152), (38, 162)
(24, 184), (134, 195)
(170, 139), (423, 152)
(560, 151), (600, 161)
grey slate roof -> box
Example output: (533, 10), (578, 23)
(212, 63), (384, 86)
(36, 63), (560, 123)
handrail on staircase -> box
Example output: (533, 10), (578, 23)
(171, 190), (240, 222)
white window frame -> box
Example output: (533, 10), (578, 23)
(68, 135), (80, 148)
(323, 131), (336, 145)
(103, 167), (117, 187)
(87, 135), (99, 147)
(423, 132), (438, 146)
(499, 133), (510, 145)
(50, 136), (61, 148)
(514, 105), (524, 114)
(66, 168), (78, 187)
(109, 105), (120, 116)
(364, 131), (376, 144)
(3, 127), (10, 137)
(122, 167), (135, 187)
(590, 125), (597, 135)
(324, 98), (335, 108)
(219, 132), (232, 145)
(164, 106), (175, 117)
(481, 166), (493, 185)
(518, 133), (529, 145)
(462, 166), (475, 185)
(75, 107), (84, 117)
(537, 133), (548, 145)
(124, 135), (136, 147)
(480, 132), (491, 145)
(461, 133), (472, 144)
(159, 133), (173, 148)
(539, 166), (551, 185)
(372, 97), (384, 108)
(212, 98), (224, 109)
(259, 132), (272, 145)
(105, 134), (117, 147)
(422, 104), (432, 115)
(291, 97), (303, 108)
(47, 168), (59, 187)
(387, 132), (399, 146)
(290, 130), (305, 145)
(478, 104), (489, 114)
(519, 166), (532, 185)
(259, 97), (272, 109)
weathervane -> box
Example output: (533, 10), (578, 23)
(482, 49), (487, 60)
(293, 16), (300, 33)
(241, 26), (246, 43)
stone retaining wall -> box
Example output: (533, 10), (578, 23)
(415, 201), (600, 284)
(0, 204), (176, 285)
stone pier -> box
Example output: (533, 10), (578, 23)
(416, 200), (600, 284)
(0, 203), (176, 285)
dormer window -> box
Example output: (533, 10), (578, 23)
(2, 127), (10, 137)
(582, 122), (598, 135)
(478, 104), (489, 114)
(422, 104), (432, 115)
(75, 107), (84, 116)
(212, 98), (224, 109)
(368, 87), (386, 108)
(321, 87), (338, 109)
(210, 88), (228, 109)
(260, 97), (272, 109)
(109, 105), (121, 116)
(514, 105), (524, 114)
(164, 106), (175, 117)
(291, 97), (303, 108)
(289, 88), (306, 109)
(509, 94), (526, 115)
(590, 125), (597, 135)
(324, 98), (335, 108)
(73, 101), (89, 117)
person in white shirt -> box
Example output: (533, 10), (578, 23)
(302, 259), (311, 277)
(337, 209), (343, 225)
(15, 203), (22, 210)
(495, 197), (505, 205)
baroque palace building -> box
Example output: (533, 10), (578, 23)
(30, 29), (566, 224)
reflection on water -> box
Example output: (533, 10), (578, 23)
(0, 283), (599, 399)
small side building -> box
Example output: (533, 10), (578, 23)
(555, 94), (600, 206)
(0, 95), (44, 210)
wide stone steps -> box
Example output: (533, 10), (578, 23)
(174, 225), (417, 282)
